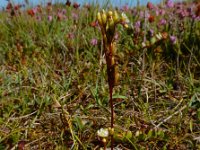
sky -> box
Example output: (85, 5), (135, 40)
(0, 0), (165, 8)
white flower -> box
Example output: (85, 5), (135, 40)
(142, 42), (146, 48)
(97, 128), (109, 138)
(121, 12), (130, 24)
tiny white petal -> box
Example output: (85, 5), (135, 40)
(121, 12), (130, 23)
(97, 128), (109, 138)
(142, 42), (146, 48)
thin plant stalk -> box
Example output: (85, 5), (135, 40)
(97, 10), (129, 150)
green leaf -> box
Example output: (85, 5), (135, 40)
(158, 130), (165, 139)
(112, 94), (127, 99)
(125, 131), (132, 139)
(190, 119), (193, 133)
(189, 93), (200, 109)
(137, 132), (146, 141)
(147, 129), (153, 139)
(73, 116), (84, 131)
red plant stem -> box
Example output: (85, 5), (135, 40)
(109, 86), (114, 128)
(106, 42), (114, 150)
(103, 31), (114, 150)
(109, 86), (114, 150)
(104, 141), (106, 150)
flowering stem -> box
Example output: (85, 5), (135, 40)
(106, 42), (115, 150)
(104, 37), (114, 150)
(97, 10), (129, 150)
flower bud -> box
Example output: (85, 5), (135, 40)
(102, 138), (107, 143)
(107, 11), (113, 18)
(113, 11), (119, 23)
(102, 10), (107, 24)
(108, 17), (115, 30)
(123, 23), (129, 28)
(97, 12), (102, 25)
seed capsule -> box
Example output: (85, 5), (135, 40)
(114, 65), (119, 86)
(107, 11), (113, 18)
(114, 73), (119, 86)
(108, 17), (115, 30)
(111, 57), (115, 65)
(97, 12), (102, 25)
(111, 42), (116, 55)
(102, 10), (107, 25)
(102, 138), (107, 143)
(113, 11), (119, 23)
(123, 23), (129, 28)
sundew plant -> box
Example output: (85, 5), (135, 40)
(0, 0), (200, 149)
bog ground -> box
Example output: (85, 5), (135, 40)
(0, 0), (200, 149)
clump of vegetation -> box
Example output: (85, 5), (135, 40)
(0, 0), (200, 149)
